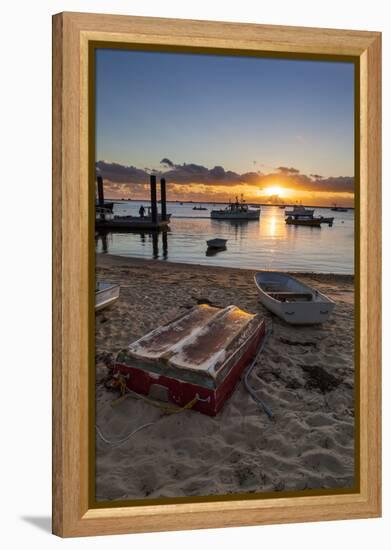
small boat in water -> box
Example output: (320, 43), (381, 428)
(207, 238), (228, 249)
(331, 204), (348, 212)
(254, 272), (335, 324)
(95, 282), (120, 311)
(193, 205), (208, 210)
(114, 304), (266, 415)
(286, 216), (321, 227)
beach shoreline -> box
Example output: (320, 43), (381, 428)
(95, 253), (355, 501)
(96, 253), (354, 282)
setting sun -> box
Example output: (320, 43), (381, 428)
(263, 185), (285, 197)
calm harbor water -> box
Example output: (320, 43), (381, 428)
(95, 202), (355, 274)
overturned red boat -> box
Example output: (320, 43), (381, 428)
(114, 304), (266, 416)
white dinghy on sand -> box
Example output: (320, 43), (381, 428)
(254, 271), (335, 325)
(95, 282), (120, 312)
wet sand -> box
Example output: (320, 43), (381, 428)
(95, 253), (355, 501)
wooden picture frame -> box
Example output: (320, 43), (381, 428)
(52, 12), (381, 537)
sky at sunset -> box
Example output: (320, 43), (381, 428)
(96, 49), (355, 206)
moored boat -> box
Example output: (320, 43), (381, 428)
(254, 272), (335, 324)
(95, 282), (120, 311)
(113, 304), (266, 416)
(207, 238), (227, 249)
(285, 216), (321, 227)
(211, 196), (260, 221)
(331, 204), (348, 212)
(285, 205), (314, 217)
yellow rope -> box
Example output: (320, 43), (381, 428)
(110, 376), (199, 414)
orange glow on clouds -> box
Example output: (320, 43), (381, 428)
(105, 181), (354, 207)
(262, 185), (286, 197)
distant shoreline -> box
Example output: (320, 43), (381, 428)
(103, 199), (355, 210)
(96, 253), (354, 281)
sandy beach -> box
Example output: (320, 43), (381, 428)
(95, 253), (355, 501)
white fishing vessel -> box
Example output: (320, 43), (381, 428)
(211, 196), (260, 220)
(254, 272), (335, 324)
(95, 282), (120, 312)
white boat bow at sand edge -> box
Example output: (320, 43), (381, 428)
(95, 282), (120, 312)
(254, 271), (335, 324)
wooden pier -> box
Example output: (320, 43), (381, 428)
(95, 174), (171, 231)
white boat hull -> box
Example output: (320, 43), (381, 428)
(285, 207), (314, 217)
(211, 210), (260, 220)
(254, 272), (335, 325)
(95, 282), (120, 312)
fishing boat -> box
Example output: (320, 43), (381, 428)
(211, 196), (260, 220)
(95, 282), (120, 312)
(193, 205), (208, 210)
(254, 272), (335, 324)
(114, 304), (266, 416)
(285, 205), (315, 217)
(285, 216), (321, 227)
(206, 238), (227, 249)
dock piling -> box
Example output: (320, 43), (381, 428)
(160, 178), (167, 221)
(97, 175), (104, 205)
(150, 175), (158, 224)
(162, 229), (168, 259)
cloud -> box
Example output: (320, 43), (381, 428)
(96, 161), (147, 184)
(160, 158), (175, 168)
(96, 160), (354, 195)
(277, 166), (300, 174)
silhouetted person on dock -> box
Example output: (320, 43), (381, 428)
(139, 205), (145, 218)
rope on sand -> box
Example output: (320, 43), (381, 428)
(96, 394), (200, 448)
(96, 422), (156, 448)
(243, 323), (274, 420)
(111, 386), (200, 413)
